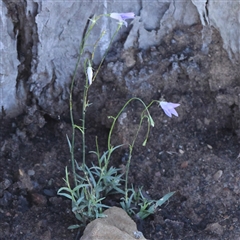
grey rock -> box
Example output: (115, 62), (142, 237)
(81, 207), (146, 240)
(1, 1), (239, 118)
(1, 1), (20, 117)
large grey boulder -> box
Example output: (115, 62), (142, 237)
(1, 0), (239, 117)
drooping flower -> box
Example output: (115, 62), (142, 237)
(87, 64), (93, 86)
(109, 12), (135, 27)
(159, 101), (180, 118)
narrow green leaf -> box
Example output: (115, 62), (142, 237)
(68, 225), (80, 230)
(76, 196), (85, 205)
(156, 191), (175, 207)
(66, 134), (71, 151)
(57, 192), (73, 200)
(73, 184), (90, 193)
(74, 125), (84, 134)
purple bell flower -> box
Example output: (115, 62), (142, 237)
(110, 12), (135, 27)
(159, 101), (180, 118)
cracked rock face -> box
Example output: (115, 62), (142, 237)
(0, 0), (239, 120)
(1, 1), (20, 117)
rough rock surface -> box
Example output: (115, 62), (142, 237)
(80, 207), (146, 240)
(1, 0), (239, 118)
(0, 1), (20, 116)
(206, 0), (239, 62)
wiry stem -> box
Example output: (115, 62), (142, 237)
(69, 17), (99, 186)
(69, 16), (122, 187)
(107, 98), (156, 202)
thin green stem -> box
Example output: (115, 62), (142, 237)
(107, 98), (157, 202)
(69, 16), (122, 186)
(69, 17), (99, 186)
(107, 98), (155, 149)
(92, 24), (122, 83)
(81, 69), (89, 167)
(124, 116), (145, 201)
(81, 25), (122, 169)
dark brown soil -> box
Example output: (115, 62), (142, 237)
(1, 101), (240, 240)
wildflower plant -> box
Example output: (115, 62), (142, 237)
(58, 13), (178, 230)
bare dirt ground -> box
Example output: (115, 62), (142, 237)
(1, 24), (240, 240)
(1, 103), (240, 240)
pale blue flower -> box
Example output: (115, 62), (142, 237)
(159, 101), (180, 118)
(110, 12), (135, 27)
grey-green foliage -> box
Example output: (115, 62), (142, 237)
(58, 155), (124, 228)
(120, 186), (175, 220)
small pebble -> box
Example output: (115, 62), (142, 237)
(49, 196), (62, 206)
(207, 144), (213, 149)
(27, 170), (35, 176)
(181, 161), (188, 168)
(179, 149), (184, 154)
(31, 193), (47, 206)
(0, 179), (12, 190)
(43, 189), (55, 197)
(206, 222), (223, 236)
(213, 170), (223, 181)
(232, 218), (238, 223)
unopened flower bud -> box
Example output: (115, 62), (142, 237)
(87, 66), (93, 86)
